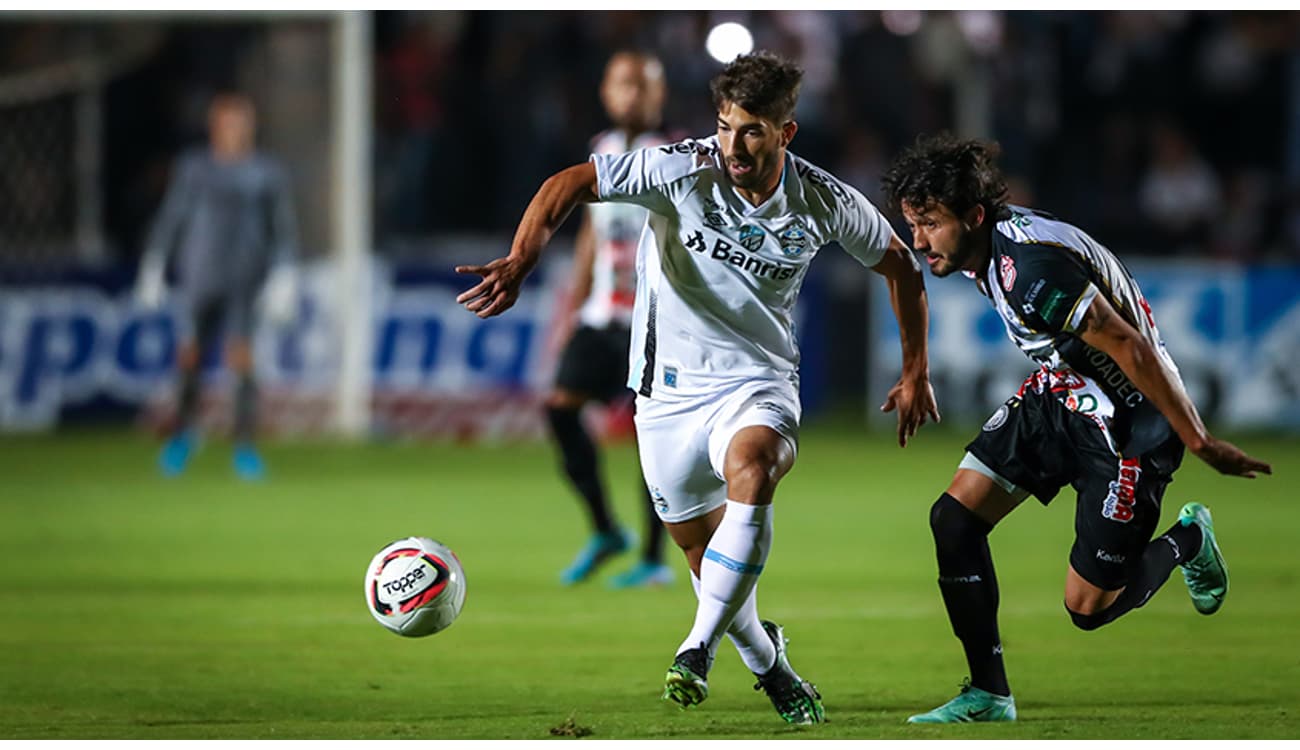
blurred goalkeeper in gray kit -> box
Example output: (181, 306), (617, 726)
(135, 92), (299, 480)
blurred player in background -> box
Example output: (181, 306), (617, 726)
(881, 133), (1272, 724)
(457, 52), (937, 725)
(135, 92), (299, 481)
(548, 51), (675, 589)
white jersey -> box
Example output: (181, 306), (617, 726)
(579, 129), (667, 329)
(590, 135), (896, 400)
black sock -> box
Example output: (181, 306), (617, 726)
(1159, 518), (1204, 565)
(1070, 520), (1204, 630)
(546, 406), (615, 534)
(234, 375), (258, 443)
(176, 367), (201, 433)
(930, 493), (1010, 697)
(640, 481), (665, 565)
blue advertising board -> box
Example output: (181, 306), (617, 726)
(0, 256), (829, 436)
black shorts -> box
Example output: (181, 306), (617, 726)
(966, 388), (1185, 591)
(186, 288), (256, 342)
(553, 324), (633, 403)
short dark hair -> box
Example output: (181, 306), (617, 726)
(709, 51), (802, 124)
(881, 133), (1009, 220)
(209, 91), (255, 114)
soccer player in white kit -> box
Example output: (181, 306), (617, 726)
(458, 52), (939, 725)
(548, 51), (674, 589)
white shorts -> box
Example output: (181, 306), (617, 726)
(635, 378), (801, 524)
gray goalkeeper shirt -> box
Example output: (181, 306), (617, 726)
(143, 148), (298, 298)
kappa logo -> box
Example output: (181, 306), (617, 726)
(1095, 548), (1127, 564)
(779, 224), (809, 257)
(738, 224), (765, 252)
(1000, 255), (1017, 292)
(982, 404), (1009, 432)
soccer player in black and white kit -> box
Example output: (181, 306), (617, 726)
(136, 93), (299, 480)
(549, 51), (674, 589)
(880, 134), (1271, 723)
(458, 52), (938, 724)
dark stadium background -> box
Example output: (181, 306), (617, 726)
(0, 11), (1296, 741)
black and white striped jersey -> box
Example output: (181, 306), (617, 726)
(579, 129), (667, 330)
(974, 206), (1182, 455)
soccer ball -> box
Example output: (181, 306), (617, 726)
(364, 537), (467, 637)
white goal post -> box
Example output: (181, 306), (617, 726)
(330, 9), (373, 438)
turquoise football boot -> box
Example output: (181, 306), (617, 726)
(560, 527), (632, 585)
(608, 560), (675, 589)
(907, 681), (1017, 724)
(159, 430), (196, 477)
(233, 442), (267, 481)
(1178, 502), (1228, 615)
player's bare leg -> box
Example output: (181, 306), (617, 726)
(912, 466), (1225, 724)
(1061, 506), (1222, 630)
(661, 427), (822, 723)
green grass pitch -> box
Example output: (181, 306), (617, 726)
(1, 421), (1296, 739)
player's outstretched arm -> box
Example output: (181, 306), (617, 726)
(872, 236), (940, 447)
(1078, 294), (1272, 478)
(456, 162), (600, 319)
(569, 212), (597, 308)
(136, 156), (196, 307)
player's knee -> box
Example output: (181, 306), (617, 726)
(723, 458), (778, 502)
(225, 339), (253, 373)
(544, 403), (578, 428)
(930, 493), (990, 547)
(546, 389), (586, 410)
(176, 342), (200, 370)
(1065, 604), (1110, 631)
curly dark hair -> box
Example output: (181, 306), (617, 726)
(881, 133), (1009, 220)
(709, 51), (803, 124)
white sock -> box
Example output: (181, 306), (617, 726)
(678, 500), (773, 660)
(689, 571), (777, 674)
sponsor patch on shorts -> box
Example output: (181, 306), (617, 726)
(1101, 456), (1142, 523)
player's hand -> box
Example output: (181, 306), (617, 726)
(261, 264), (298, 326)
(134, 258), (166, 309)
(880, 374), (940, 447)
(455, 256), (530, 318)
(1192, 436), (1272, 478)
